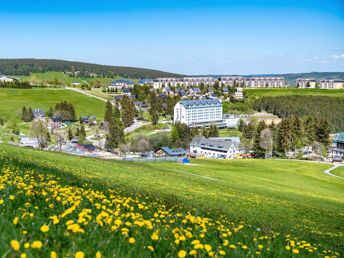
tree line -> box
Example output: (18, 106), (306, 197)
(253, 95), (344, 132)
(240, 116), (331, 158)
(0, 81), (32, 89)
(0, 59), (182, 79)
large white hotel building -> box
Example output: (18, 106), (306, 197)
(154, 76), (285, 89)
(173, 99), (226, 127)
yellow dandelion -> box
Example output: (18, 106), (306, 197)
(128, 237), (135, 244)
(24, 242), (30, 249)
(148, 246), (154, 251)
(51, 251), (58, 258)
(13, 217), (19, 225)
(96, 251), (101, 258)
(75, 251), (84, 258)
(10, 240), (20, 251)
(31, 241), (43, 249)
(151, 232), (159, 241)
(40, 224), (49, 233)
(178, 250), (187, 258)
(293, 249), (300, 254)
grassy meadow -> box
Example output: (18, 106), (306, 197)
(0, 145), (343, 257)
(15, 71), (133, 86)
(0, 88), (106, 120)
(245, 88), (344, 98)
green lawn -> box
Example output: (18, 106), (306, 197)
(15, 72), (135, 86)
(332, 166), (344, 178)
(0, 88), (105, 120)
(245, 88), (344, 98)
(0, 144), (342, 251)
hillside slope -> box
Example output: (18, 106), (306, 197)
(0, 58), (183, 79)
(0, 144), (342, 254)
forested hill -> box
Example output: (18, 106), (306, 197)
(0, 59), (183, 79)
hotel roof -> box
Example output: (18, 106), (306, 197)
(179, 99), (221, 109)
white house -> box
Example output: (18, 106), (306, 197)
(0, 75), (17, 83)
(190, 136), (240, 159)
(234, 87), (244, 100)
(320, 79), (344, 89)
(20, 137), (39, 148)
(223, 114), (241, 128)
(296, 78), (316, 88)
(173, 99), (224, 127)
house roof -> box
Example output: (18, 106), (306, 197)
(159, 146), (187, 156)
(112, 79), (134, 85)
(190, 136), (239, 152)
(33, 108), (45, 117)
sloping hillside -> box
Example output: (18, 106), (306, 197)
(0, 58), (183, 79)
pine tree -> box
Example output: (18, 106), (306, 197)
(315, 118), (330, 147)
(67, 127), (73, 140)
(253, 121), (267, 157)
(238, 119), (245, 132)
(120, 95), (135, 127)
(104, 100), (113, 123)
(78, 125), (86, 144)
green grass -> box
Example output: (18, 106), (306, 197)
(0, 88), (105, 120)
(15, 72), (135, 86)
(0, 144), (342, 253)
(218, 128), (242, 137)
(245, 88), (344, 98)
(332, 166), (344, 178)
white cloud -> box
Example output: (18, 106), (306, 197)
(332, 54), (344, 59)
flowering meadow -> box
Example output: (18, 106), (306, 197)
(0, 156), (341, 258)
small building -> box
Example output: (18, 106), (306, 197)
(138, 79), (153, 85)
(77, 144), (96, 152)
(0, 75), (18, 83)
(134, 101), (149, 111)
(330, 132), (344, 160)
(320, 79), (344, 89)
(122, 87), (131, 95)
(234, 88), (244, 100)
(190, 136), (240, 159)
(296, 78), (316, 88)
(154, 147), (187, 157)
(80, 116), (97, 124)
(223, 114), (241, 128)
(32, 108), (45, 118)
(51, 115), (63, 123)
(20, 137), (39, 148)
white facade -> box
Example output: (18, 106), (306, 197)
(224, 115), (240, 128)
(296, 78), (316, 88)
(190, 136), (240, 159)
(154, 77), (216, 89)
(320, 79), (344, 89)
(173, 99), (223, 126)
(0, 75), (16, 83)
(220, 76), (285, 87)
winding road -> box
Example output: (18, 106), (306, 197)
(324, 164), (344, 179)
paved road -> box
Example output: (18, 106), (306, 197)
(124, 120), (150, 134)
(66, 87), (152, 134)
(324, 164), (344, 179)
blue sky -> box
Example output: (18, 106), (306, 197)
(1, 0), (344, 75)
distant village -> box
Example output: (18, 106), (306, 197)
(1, 74), (344, 163)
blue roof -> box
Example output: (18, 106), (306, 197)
(138, 79), (153, 84)
(111, 79), (134, 85)
(179, 99), (221, 109)
(160, 147), (187, 156)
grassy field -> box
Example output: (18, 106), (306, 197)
(245, 88), (344, 98)
(15, 71), (133, 86)
(332, 166), (344, 178)
(0, 88), (106, 120)
(0, 144), (342, 257)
